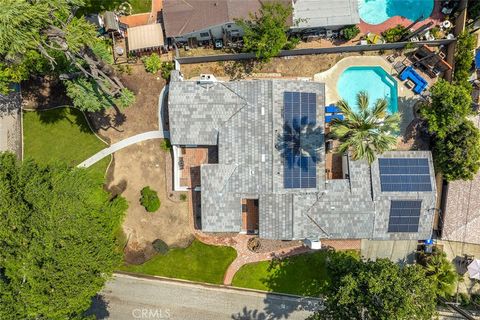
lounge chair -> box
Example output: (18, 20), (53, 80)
(325, 104), (341, 114)
(325, 114), (344, 123)
(399, 66), (428, 94)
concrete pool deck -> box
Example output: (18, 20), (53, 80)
(313, 56), (421, 147)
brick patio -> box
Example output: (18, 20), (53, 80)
(359, 1), (444, 34)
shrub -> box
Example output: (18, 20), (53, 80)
(179, 193), (187, 201)
(283, 37), (300, 50)
(342, 25), (360, 41)
(433, 119), (480, 181)
(160, 139), (171, 151)
(142, 53), (162, 73)
(160, 61), (174, 80)
(140, 186), (160, 212)
(382, 24), (406, 43)
(152, 239), (169, 255)
(454, 31), (476, 86)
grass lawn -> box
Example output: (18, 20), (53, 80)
(23, 107), (110, 181)
(232, 251), (332, 296)
(77, 0), (152, 15)
(129, 0), (152, 13)
(119, 240), (237, 284)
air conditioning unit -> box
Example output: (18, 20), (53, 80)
(304, 238), (322, 250)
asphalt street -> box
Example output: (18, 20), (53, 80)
(86, 273), (320, 320)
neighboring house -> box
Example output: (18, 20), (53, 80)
(441, 115), (480, 245)
(167, 71), (437, 241)
(290, 0), (360, 33)
(162, 0), (291, 46)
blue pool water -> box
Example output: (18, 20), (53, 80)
(336, 66), (398, 114)
(358, 0), (434, 25)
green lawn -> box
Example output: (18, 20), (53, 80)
(119, 240), (237, 284)
(77, 0), (152, 15)
(23, 107), (110, 181)
(232, 251), (332, 296)
(129, 0), (152, 13)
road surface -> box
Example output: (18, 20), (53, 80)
(86, 273), (320, 320)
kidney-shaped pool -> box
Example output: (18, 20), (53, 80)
(336, 66), (398, 114)
(358, 0), (434, 25)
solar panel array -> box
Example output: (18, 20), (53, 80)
(283, 92), (317, 189)
(388, 200), (422, 232)
(379, 158), (432, 192)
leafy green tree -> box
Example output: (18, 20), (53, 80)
(342, 25), (360, 41)
(65, 78), (135, 112)
(0, 152), (127, 319)
(65, 77), (111, 112)
(0, 0), (128, 101)
(236, 2), (292, 61)
(433, 119), (480, 181)
(420, 79), (472, 139)
(140, 186), (161, 212)
(454, 31), (475, 85)
(330, 91), (401, 163)
(424, 252), (458, 298)
(311, 258), (437, 320)
(142, 53), (162, 73)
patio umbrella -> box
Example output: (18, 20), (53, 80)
(467, 259), (480, 280)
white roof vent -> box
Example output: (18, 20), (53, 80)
(199, 74), (217, 84)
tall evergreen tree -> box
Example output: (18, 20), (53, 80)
(0, 152), (127, 319)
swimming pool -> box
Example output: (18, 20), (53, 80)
(336, 66), (398, 114)
(358, 0), (434, 25)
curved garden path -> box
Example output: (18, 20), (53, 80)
(77, 130), (169, 168)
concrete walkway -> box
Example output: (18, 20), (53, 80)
(77, 130), (169, 168)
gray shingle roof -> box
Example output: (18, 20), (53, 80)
(168, 77), (436, 240)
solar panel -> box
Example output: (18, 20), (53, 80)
(388, 200), (422, 233)
(379, 158), (432, 192)
(283, 91), (317, 189)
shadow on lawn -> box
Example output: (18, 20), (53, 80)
(232, 250), (359, 319)
(35, 107), (92, 134)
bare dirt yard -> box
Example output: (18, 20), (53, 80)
(108, 141), (192, 265)
(88, 64), (166, 144)
(88, 64), (193, 264)
(180, 51), (392, 80)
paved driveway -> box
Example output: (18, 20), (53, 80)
(0, 92), (22, 157)
(86, 273), (320, 320)
(361, 240), (418, 264)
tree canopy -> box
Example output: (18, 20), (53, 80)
(433, 119), (480, 181)
(0, 152), (127, 319)
(423, 252), (458, 298)
(236, 2), (293, 61)
(0, 0), (134, 111)
(310, 255), (437, 320)
(420, 79), (473, 139)
(330, 91), (401, 163)
(453, 31), (475, 87)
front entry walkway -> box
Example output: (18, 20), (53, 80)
(77, 130), (169, 168)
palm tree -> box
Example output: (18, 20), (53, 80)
(330, 91), (401, 164)
(424, 252), (458, 298)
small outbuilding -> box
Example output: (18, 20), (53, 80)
(127, 23), (165, 54)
